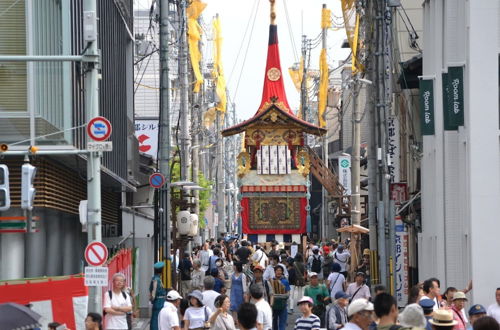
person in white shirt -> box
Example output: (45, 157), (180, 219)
(202, 276), (220, 313)
(263, 255), (289, 281)
(332, 245), (350, 277)
(208, 294), (236, 330)
(249, 283), (273, 330)
(420, 278), (441, 312)
(487, 287), (500, 323)
(158, 290), (182, 330)
(103, 273), (133, 330)
(326, 263), (346, 301)
(251, 245), (268, 268)
(199, 243), (213, 273)
(184, 290), (212, 329)
(346, 272), (371, 301)
(344, 298), (375, 330)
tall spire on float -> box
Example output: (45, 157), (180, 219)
(256, 0), (293, 115)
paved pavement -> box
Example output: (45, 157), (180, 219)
(133, 310), (303, 330)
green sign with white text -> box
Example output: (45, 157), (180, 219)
(419, 79), (435, 135)
(443, 66), (465, 130)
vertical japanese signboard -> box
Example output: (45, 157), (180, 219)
(395, 215), (409, 307)
(443, 67), (464, 130)
(419, 79), (435, 135)
(338, 155), (351, 195)
(135, 120), (159, 158)
(387, 116), (400, 182)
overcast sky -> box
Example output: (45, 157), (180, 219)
(135, 0), (350, 120)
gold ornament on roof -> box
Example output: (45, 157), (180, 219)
(297, 149), (310, 176)
(237, 151), (251, 177)
(267, 67), (281, 81)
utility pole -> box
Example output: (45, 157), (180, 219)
(321, 4), (329, 240)
(179, 0), (191, 182)
(83, 0), (103, 313)
(159, 0), (172, 279)
(216, 111), (226, 236)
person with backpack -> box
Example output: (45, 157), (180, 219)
(333, 244), (351, 278)
(103, 273), (133, 330)
(307, 247), (324, 281)
(178, 251), (193, 297)
(322, 245), (334, 280)
(326, 291), (350, 330)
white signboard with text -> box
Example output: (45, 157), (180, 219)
(338, 155), (352, 195)
(135, 120), (159, 159)
(395, 215), (409, 307)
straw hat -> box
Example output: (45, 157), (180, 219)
(429, 309), (458, 326)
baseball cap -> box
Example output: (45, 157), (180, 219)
(468, 304), (487, 316)
(347, 298), (374, 317)
(297, 296), (314, 305)
(334, 291), (351, 300)
(309, 272), (318, 278)
(154, 261), (165, 269)
(253, 265), (264, 272)
(166, 290), (182, 301)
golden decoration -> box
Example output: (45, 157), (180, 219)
(297, 149), (310, 176)
(237, 151), (251, 177)
(270, 112), (278, 122)
(267, 67), (281, 81)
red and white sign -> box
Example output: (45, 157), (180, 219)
(85, 241), (108, 266)
(135, 120), (159, 158)
(87, 116), (112, 141)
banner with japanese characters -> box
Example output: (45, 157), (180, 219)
(395, 215), (409, 307)
(134, 119), (159, 159)
(387, 116), (400, 182)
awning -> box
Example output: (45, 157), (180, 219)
(398, 54), (422, 89)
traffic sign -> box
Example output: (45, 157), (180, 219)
(84, 266), (108, 286)
(87, 141), (113, 152)
(87, 116), (112, 141)
(85, 241), (108, 266)
(149, 173), (166, 189)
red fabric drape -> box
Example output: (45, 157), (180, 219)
(241, 197), (307, 234)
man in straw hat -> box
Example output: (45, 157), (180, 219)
(429, 309), (457, 330)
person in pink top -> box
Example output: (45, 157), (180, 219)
(450, 291), (468, 330)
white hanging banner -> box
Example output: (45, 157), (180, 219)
(395, 215), (409, 307)
(135, 120), (159, 159)
(338, 155), (351, 195)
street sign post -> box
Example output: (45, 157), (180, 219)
(149, 173), (166, 189)
(87, 116), (112, 141)
(84, 266), (108, 286)
(85, 241), (108, 267)
(87, 141), (113, 152)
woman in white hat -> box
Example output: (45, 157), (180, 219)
(183, 290), (212, 330)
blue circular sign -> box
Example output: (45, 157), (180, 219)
(149, 173), (165, 189)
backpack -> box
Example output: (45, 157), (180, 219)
(311, 255), (322, 273)
(323, 254), (333, 276)
(105, 290), (132, 330)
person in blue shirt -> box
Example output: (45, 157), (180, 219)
(149, 261), (166, 330)
(271, 264), (290, 330)
(211, 268), (225, 293)
(419, 298), (435, 330)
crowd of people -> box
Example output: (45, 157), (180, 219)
(82, 237), (500, 330)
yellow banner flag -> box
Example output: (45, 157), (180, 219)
(321, 7), (332, 29)
(187, 0), (207, 93)
(213, 16), (227, 113)
(341, 0), (364, 74)
(318, 48), (328, 128)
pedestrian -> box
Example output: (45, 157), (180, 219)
(249, 283), (273, 330)
(251, 245), (268, 268)
(421, 278), (441, 311)
(149, 261), (167, 330)
(467, 304), (486, 330)
(326, 291), (350, 330)
(419, 298), (435, 330)
(202, 276), (220, 312)
(237, 303), (259, 330)
(332, 244), (350, 278)
(287, 257), (298, 313)
(346, 272), (371, 302)
(184, 290), (212, 330)
(103, 273), (133, 330)
(292, 253), (307, 310)
(408, 283), (424, 305)
(344, 298), (375, 330)
(429, 309), (457, 330)
(211, 268), (226, 294)
(326, 263), (346, 301)
(230, 262), (248, 318)
(442, 287), (457, 308)
(472, 316), (500, 330)
(263, 254), (289, 281)
(207, 248), (222, 276)
(84, 312), (103, 330)
(307, 246), (324, 280)
(372, 293), (401, 330)
(158, 290), (182, 330)
(208, 294), (236, 330)
(450, 291), (468, 329)
(191, 259), (205, 292)
(235, 240), (252, 265)
(374, 285), (387, 296)
(199, 242), (213, 273)
(248, 264), (273, 304)
(487, 287), (500, 323)
(271, 264), (291, 330)
(399, 303), (427, 329)
(356, 250), (371, 285)
(294, 296), (321, 330)
(179, 251), (193, 297)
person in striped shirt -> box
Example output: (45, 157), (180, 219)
(294, 296), (321, 330)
